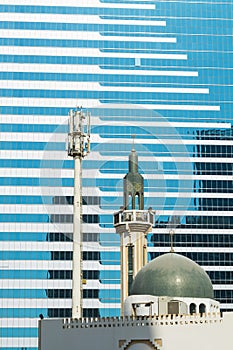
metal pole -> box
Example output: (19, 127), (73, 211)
(68, 108), (90, 319)
(72, 155), (82, 318)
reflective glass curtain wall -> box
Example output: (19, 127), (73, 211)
(0, 0), (232, 349)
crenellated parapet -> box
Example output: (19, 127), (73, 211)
(61, 312), (222, 330)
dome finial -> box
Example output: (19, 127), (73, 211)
(169, 229), (175, 253)
(168, 216), (180, 253)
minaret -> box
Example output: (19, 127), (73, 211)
(114, 140), (154, 314)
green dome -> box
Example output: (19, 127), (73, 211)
(130, 253), (214, 299)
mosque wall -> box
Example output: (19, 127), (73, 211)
(39, 312), (233, 350)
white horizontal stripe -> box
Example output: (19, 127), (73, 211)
(2, 238), (233, 252)
(103, 119), (227, 129)
(0, 116), (229, 130)
(0, 260), (72, 270)
(0, 98), (219, 111)
(2, 0), (155, 9)
(2, 132), (232, 145)
(0, 150), (68, 160)
(83, 300), (120, 308)
(0, 13), (164, 26)
(155, 228), (233, 235)
(0, 222), (108, 233)
(84, 280), (120, 289)
(0, 338), (37, 348)
(0, 241), (72, 251)
(0, 263), (118, 275)
(136, 209), (233, 217)
(213, 285), (233, 291)
(1, 167), (232, 180)
(83, 169), (233, 181)
(0, 204), (68, 214)
(83, 261), (120, 270)
(203, 266), (233, 272)
(0, 168), (72, 178)
(112, 121), (230, 129)
(0, 298), (72, 308)
(2, 63), (196, 77)
(0, 185), (74, 196)
(2, 116), (229, 130)
(0, 132), (65, 142)
(1, 149), (232, 163)
(153, 210), (233, 216)
(90, 121), (229, 129)
(0, 279), (120, 290)
(2, 203), (233, 216)
(87, 153), (233, 163)
(0, 201), (233, 217)
(0, 241), (119, 252)
(0, 300), (119, 312)
(165, 122), (230, 128)
(0, 115), (67, 125)
(1, 30), (173, 43)
(149, 192), (233, 198)
(2, 226), (231, 236)
(0, 222), (74, 233)
(1, 186), (233, 199)
(79, 100), (221, 111)
(1, 81), (207, 94)
(0, 279), (72, 289)
(89, 119), (229, 129)
(94, 190), (233, 199)
(0, 46), (187, 59)
(1, 97), (81, 108)
(0, 223), (231, 236)
(149, 247), (233, 253)
(0, 260), (119, 271)
(90, 134), (229, 145)
(220, 304), (233, 309)
(0, 318), (38, 328)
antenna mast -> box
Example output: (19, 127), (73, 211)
(68, 107), (90, 318)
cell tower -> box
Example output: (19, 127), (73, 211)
(68, 107), (90, 318)
(114, 139), (154, 314)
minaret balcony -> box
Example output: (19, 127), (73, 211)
(114, 209), (154, 234)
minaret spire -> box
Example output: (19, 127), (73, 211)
(128, 139), (138, 173)
(114, 142), (154, 315)
(124, 137), (144, 211)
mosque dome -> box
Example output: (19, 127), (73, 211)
(130, 253), (214, 299)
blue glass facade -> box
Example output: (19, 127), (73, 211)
(0, 0), (233, 348)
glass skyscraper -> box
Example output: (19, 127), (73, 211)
(0, 0), (232, 348)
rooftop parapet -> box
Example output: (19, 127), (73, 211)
(61, 312), (222, 330)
